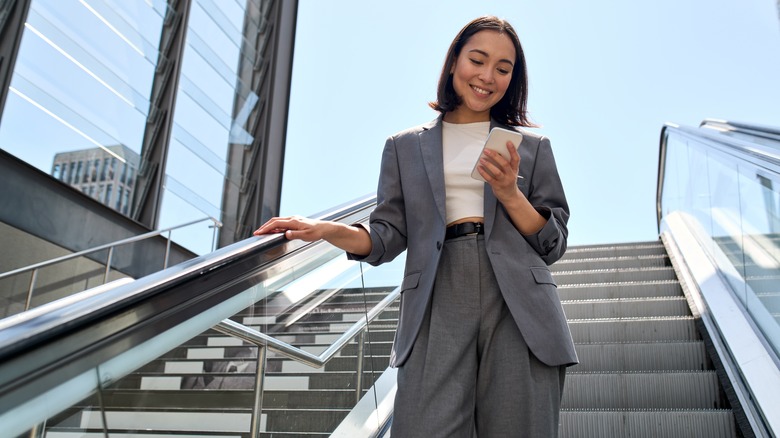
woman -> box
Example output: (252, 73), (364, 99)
(254, 16), (577, 437)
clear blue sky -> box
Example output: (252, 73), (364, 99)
(280, 0), (780, 247)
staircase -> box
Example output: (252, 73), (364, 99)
(554, 240), (739, 438)
(41, 287), (398, 437)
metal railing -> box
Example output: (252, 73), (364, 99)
(0, 216), (222, 311)
(214, 286), (401, 438)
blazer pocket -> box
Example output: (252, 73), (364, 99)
(530, 266), (557, 287)
(400, 271), (421, 293)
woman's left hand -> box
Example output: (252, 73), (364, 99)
(477, 141), (523, 204)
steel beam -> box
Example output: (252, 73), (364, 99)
(219, 0), (298, 247)
(0, 0), (32, 126)
(131, 0), (192, 229)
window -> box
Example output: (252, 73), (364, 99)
(100, 158), (109, 181)
(75, 161), (83, 184)
(82, 160), (91, 183)
(116, 186), (123, 210)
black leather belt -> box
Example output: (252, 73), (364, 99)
(445, 222), (484, 240)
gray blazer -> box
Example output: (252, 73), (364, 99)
(350, 116), (578, 368)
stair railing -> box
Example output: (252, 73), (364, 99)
(0, 216), (222, 311)
(213, 286), (401, 438)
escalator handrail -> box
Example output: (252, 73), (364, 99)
(669, 123), (780, 166)
(656, 121), (780, 230)
(700, 118), (780, 140)
(0, 193), (377, 360)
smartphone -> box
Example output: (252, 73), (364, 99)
(471, 127), (523, 182)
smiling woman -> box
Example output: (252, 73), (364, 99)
(444, 31), (515, 123)
(256, 15), (575, 437)
(429, 15), (535, 129)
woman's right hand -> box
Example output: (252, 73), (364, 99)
(253, 216), (330, 242)
(253, 215), (372, 256)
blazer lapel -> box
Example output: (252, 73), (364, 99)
(419, 117), (446, 224)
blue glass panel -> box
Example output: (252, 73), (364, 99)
(706, 146), (748, 303)
(0, 0), (163, 221)
(738, 167), (780, 357)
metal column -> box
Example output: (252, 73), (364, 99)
(131, 0), (192, 229)
(0, 0), (32, 127)
(219, 0), (298, 247)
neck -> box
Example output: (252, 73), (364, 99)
(443, 109), (490, 124)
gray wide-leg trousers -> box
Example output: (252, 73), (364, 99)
(392, 234), (565, 438)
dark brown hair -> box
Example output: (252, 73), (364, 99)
(429, 16), (536, 127)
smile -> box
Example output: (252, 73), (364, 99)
(471, 85), (491, 96)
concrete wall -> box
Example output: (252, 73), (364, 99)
(0, 222), (129, 318)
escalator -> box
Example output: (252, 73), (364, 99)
(556, 241), (737, 437)
(1, 120), (779, 437)
(0, 195), (403, 437)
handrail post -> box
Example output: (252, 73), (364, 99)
(355, 331), (365, 403)
(211, 220), (218, 252)
(25, 269), (38, 311)
(163, 230), (172, 269)
(26, 422), (43, 438)
(250, 345), (267, 438)
(103, 247), (114, 284)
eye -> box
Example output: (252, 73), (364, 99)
(469, 58), (484, 65)
(497, 68), (511, 75)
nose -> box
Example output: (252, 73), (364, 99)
(478, 67), (494, 84)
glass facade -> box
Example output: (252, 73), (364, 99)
(0, 0), (160, 179)
(0, 0), (276, 255)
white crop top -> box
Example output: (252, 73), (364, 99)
(442, 121), (490, 225)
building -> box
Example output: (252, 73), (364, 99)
(51, 145), (139, 215)
(0, 0), (297, 314)
(0, 0), (297, 264)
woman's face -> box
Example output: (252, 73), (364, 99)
(447, 30), (516, 123)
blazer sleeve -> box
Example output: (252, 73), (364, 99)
(522, 136), (569, 265)
(346, 135), (408, 265)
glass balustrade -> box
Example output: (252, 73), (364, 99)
(659, 123), (780, 359)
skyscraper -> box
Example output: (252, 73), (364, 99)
(51, 145), (140, 215)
